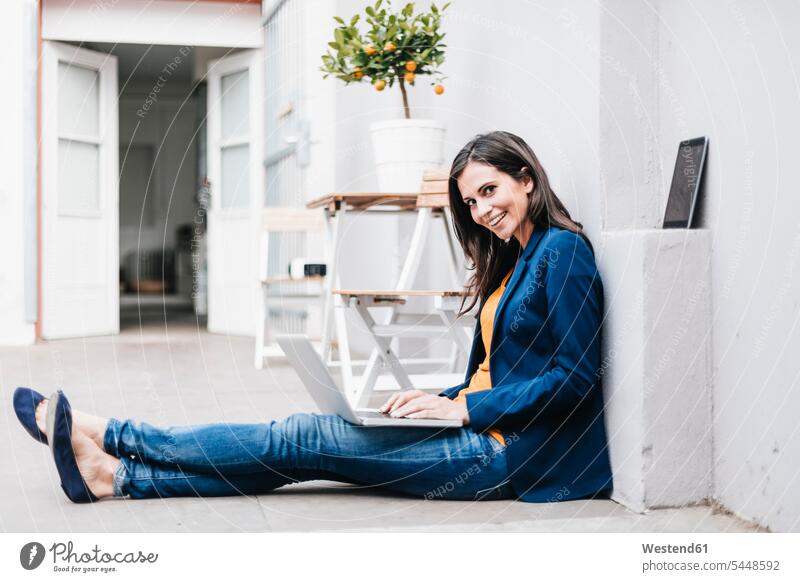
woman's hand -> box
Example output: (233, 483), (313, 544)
(379, 389), (470, 425)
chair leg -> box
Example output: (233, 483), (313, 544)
(352, 299), (414, 397)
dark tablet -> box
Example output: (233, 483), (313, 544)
(663, 137), (708, 229)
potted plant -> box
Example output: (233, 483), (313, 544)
(321, 0), (450, 191)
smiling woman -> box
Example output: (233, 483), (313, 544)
(447, 130), (595, 317)
(433, 131), (612, 502)
(14, 130), (611, 506)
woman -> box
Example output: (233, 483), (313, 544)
(14, 130), (612, 503)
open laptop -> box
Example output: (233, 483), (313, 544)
(276, 334), (463, 428)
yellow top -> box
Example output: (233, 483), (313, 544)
(453, 268), (514, 448)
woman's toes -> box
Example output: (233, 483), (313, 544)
(34, 399), (48, 437)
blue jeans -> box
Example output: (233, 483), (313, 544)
(103, 412), (516, 501)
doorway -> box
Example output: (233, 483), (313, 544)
(40, 40), (262, 337)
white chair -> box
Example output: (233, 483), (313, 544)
(254, 207), (329, 368)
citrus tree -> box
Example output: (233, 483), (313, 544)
(320, 0), (449, 119)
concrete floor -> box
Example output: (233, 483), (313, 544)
(0, 320), (762, 533)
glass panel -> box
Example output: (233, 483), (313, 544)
(221, 69), (249, 140)
(58, 139), (100, 212)
(58, 62), (99, 137)
(221, 144), (250, 209)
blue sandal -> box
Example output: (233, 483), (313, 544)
(13, 387), (48, 445)
(46, 390), (99, 503)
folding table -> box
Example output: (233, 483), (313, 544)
(306, 171), (474, 406)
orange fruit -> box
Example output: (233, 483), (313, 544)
(374, 79), (386, 91)
(404, 71), (415, 83)
(434, 84), (445, 95)
(405, 61), (417, 72)
(384, 41), (396, 52)
(365, 45), (377, 56)
(353, 68), (363, 80)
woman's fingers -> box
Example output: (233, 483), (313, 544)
(390, 394), (433, 418)
(380, 389), (415, 411)
(383, 389), (426, 413)
(379, 392), (406, 412)
(379, 393), (400, 412)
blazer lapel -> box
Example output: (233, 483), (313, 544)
(492, 227), (549, 329)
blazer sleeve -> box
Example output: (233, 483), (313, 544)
(464, 232), (603, 433)
(438, 378), (469, 400)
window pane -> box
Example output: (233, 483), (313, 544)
(221, 69), (249, 140)
(58, 139), (100, 212)
(58, 62), (99, 137)
(221, 144), (249, 209)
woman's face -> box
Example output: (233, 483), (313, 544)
(457, 161), (535, 247)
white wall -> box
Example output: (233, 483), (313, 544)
(653, 0), (800, 533)
(0, 0), (37, 345)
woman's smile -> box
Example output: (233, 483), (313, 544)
(487, 211), (507, 228)
(489, 211), (508, 228)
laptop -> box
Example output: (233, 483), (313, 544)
(276, 334), (464, 428)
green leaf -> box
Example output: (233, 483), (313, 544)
(333, 16), (345, 25)
(350, 14), (360, 26)
(334, 28), (345, 47)
(366, 6), (375, 16)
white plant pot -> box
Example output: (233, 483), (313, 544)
(369, 119), (447, 192)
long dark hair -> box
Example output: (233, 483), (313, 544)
(449, 130), (592, 316)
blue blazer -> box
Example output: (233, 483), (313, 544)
(439, 226), (613, 502)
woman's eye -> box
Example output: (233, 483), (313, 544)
(466, 199), (476, 206)
(485, 185), (495, 194)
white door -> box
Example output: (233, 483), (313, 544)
(206, 50), (264, 336)
(41, 42), (119, 339)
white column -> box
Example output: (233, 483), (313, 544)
(598, 229), (713, 511)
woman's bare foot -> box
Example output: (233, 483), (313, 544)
(71, 429), (118, 499)
(35, 399), (108, 450)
